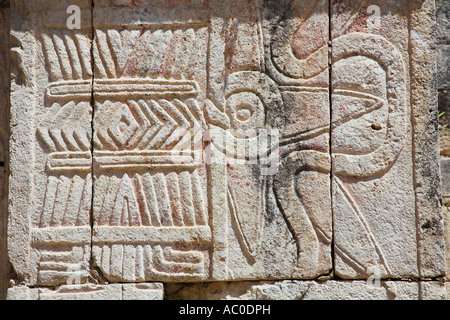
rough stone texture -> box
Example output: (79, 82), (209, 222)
(438, 0), (450, 175)
(0, 6), (11, 300)
(421, 281), (447, 300)
(437, 0), (450, 292)
(331, 1), (412, 279)
(166, 280), (446, 300)
(437, 0), (450, 131)
(4, 0), (446, 300)
(409, 0), (446, 279)
(442, 159), (450, 203)
(437, 0), (450, 90)
(330, 0), (445, 279)
(437, 0), (450, 45)
(7, 283), (164, 300)
(438, 45), (450, 89)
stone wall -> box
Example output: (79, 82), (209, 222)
(1, 0), (447, 300)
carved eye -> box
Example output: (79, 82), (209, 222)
(226, 91), (265, 130)
(235, 104), (253, 122)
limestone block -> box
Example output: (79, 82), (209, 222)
(8, 0), (93, 286)
(6, 286), (40, 300)
(122, 283), (164, 300)
(166, 280), (446, 300)
(420, 281), (447, 300)
(7, 283), (164, 300)
(409, 0), (446, 278)
(445, 206), (450, 281)
(331, 0), (445, 279)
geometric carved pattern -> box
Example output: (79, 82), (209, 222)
(93, 243), (208, 282)
(94, 172), (207, 227)
(90, 9), (211, 282)
(94, 95), (203, 152)
(39, 175), (92, 228)
(35, 244), (90, 285)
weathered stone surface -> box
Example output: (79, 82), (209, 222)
(445, 206), (450, 282)
(91, 0), (214, 283)
(6, 286), (40, 300)
(438, 45), (450, 89)
(421, 281), (447, 300)
(330, 0), (445, 279)
(441, 159), (450, 202)
(0, 5), (11, 301)
(437, 0), (450, 160)
(438, 0), (450, 286)
(6, 0), (445, 297)
(437, 0), (450, 45)
(409, 0), (446, 278)
(166, 280), (446, 300)
(439, 90), (450, 134)
(7, 283), (164, 300)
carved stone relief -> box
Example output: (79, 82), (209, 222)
(6, 0), (445, 299)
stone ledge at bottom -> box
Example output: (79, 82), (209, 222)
(8, 280), (446, 300)
(165, 280), (446, 300)
(7, 283), (164, 300)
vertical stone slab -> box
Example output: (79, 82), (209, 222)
(260, 0), (332, 279)
(207, 0), (228, 281)
(8, 0), (93, 286)
(331, 0), (411, 279)
(0, 3), (11, 299)
(437, 0), (450, 284)
(91, 0), (212, 282)
(331, 0), (445, 280)
(409, 0), (446, 278)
